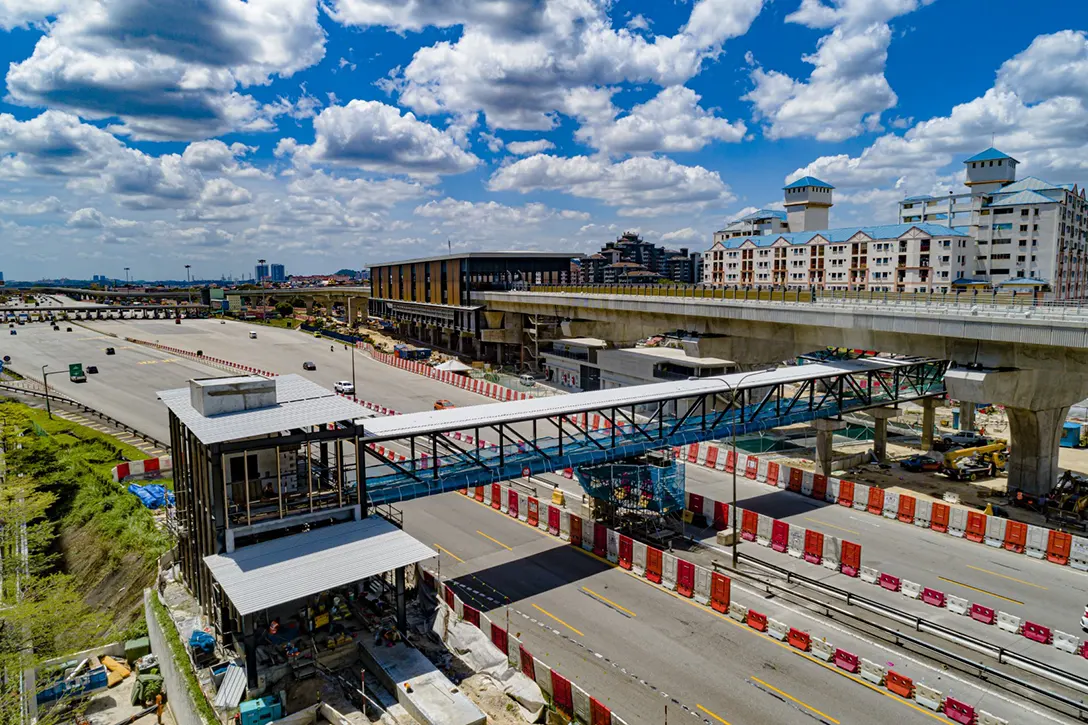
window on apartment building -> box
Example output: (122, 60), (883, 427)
(940, 271), (949, 278)
(1021, 209), (1030, 216)
(1020, 225), (1028, 232)
(992, 254), (1011, 260)
(1033, 224), (1038, 232)
(958, 255), (966, 265)
(992, 268), (1010, 274)
(1035, 208), (1040, 216)
(1017, 256), (1026, 263)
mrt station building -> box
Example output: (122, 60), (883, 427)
(158, 374), (435, 688)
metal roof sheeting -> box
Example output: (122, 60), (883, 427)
(157, 374), (372, 445)
(986, 190), (1058, 207)
(718, 222), (969, 250)
(996, 176), (1059, 193)
(204, 517), (435, 616)
(783, 176), (834, 190)
(964, 147), (1017, 163)
(214, 664), (247, 709)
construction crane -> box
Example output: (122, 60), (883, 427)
(940, 440), (1008, 481)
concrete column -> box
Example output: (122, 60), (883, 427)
(395, 566), (407, 634)
(958, 401), (976, 432)
(869, 407), (899, 463)
(921, 397), (936, 451)
(813, 418), (847, 477)
(1006, 406), (1068, 497)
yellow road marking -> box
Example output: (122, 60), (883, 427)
(696, 704), (731, 724)
(582, 586), (636, 617)
(751, 676), (840, 724)
(532, 603), (584, 636)
(434, 544), (464, 563)
(460, 493), (950, 723)
(476, 530), (512, 551)
(803, 517), (860, 536)
(938, 576), (1024, 605)
(966, 564), (1048, 590)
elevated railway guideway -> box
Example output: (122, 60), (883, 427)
(353, 357), (947, 506)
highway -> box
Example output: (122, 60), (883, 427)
(0, 315), (1075, 723)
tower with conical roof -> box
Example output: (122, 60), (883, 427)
(783, 176), (834, 232)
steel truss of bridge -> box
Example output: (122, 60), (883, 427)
(355, 357), (948, 507)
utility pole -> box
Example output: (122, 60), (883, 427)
(123, 267), (130, 285)
(185, 264), (192, 305)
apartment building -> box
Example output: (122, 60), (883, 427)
(580, 231), (702, 284)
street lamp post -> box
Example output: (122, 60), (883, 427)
(123, 267), (130, 286)
(185, 264), (192, 305)
(40, 364), (64, 420)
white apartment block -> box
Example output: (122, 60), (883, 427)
(703, 148), (1088, 298)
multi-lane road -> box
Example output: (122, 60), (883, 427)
(0, 311), (1076, 724)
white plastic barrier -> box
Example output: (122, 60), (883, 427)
(914, 498), (932, 528)
(914, 683), (943, 711)
(767, 618), (788, 641)
(822, 536), (841, 571)
(715, 450), (728, 471)
(996, 611), (1021, 634)
(581, 518), (595, 552)
(801, 470), (814, 496)
(607, 529), (620, 563)
(701, 496), (716, 524)
(454, 595), (464, 619)
(810, 638), (834, 662)
(499, 486), (510, 514)
(852, 482), (869, 511)
(573, 684), (591, 724)
(1071, 535), (1088, 571)
(518, 492), (529, 523)
(735, 454), (750, 478)
(693, 566), (711, 605)
(1026, 525), (1048, 559)
(860, 658), (886, 686)
(728, 602), (748, 623)
(756, 458), (769, 483)
(947, 506), (967, 538)
(538, 503), (549, 532)
(632, 541), (647, 576)
(560, 511), (571, 541)
(508, 634), (521, 670)
(948, 595), (970, 615)
(985, 515), (1007, 548)
(977, 711), (1009, 725)
(1054, 630), (1080, 654)
(533, 658), (552, 696)
(901, 580), (921, 599)
(860, 566), (880, 584)
(825, 477), (840, 504)
(787, 527), (805, 558)
(696, 443), (709, 466)
(882, 491), (899, 519)
(482, 484), (492, 507)
(775, 465), (789, 489)
(756, 514), (773, 547)
(662, 553), (678, 591)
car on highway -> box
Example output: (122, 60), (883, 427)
(334, 381), (355, 395)
(900, 454), (942, 472)
(434, 399), (455, 410)
(936, 430), (990, 451)
(249, 331), (258, 339)
(86, 366), (98, 375)
(105, 347), (115, 355)
(518, 373), (537, 387)
(302, 361), (317, 371)
(1082, 606), (1088, 633)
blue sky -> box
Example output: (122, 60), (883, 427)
(0, 0), (1086, 281)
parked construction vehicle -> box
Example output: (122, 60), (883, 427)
(940, 440), (1008, 481)
(1045, 471), (1088, 525)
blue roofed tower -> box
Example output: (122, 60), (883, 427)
(964, 147), (1018, 193)
(783, 176), (834, 232)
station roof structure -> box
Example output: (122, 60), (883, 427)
(204, 517), (435, 616)
(370, 251), (582, 267)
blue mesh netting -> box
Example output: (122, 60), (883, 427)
(574, 457), (686, 514)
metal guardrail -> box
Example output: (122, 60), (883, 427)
(0, 380), (169, 452)
(727, 552), (1088, 717)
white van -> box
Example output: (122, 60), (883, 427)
(249, 331), (257, 339)
(518, 374), (536, 387)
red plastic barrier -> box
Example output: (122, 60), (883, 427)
(770, 520), (789, 553)
(710, 572), (731, 613)
(838, 479), (855, 507)
(491, 623), (508, 654)
(444, 585), (454, 608)
(508, 490), (518, 518)
(1047, 530), (1073, 565)
(1004, 520), (1027, 553)
(840, 540), (861, 577)
(886, 671), (914, 699)
(943, 697), (975, 725)
(548, 505), (560, 535)
(812, 473), (827, 500)
(766, 461), (780, 486)
(713, 501), (730, 531)
(570, 515), (583, 547)
(646, 546), (663, 583)
(783, 467), (800, 492)
(527, 497), (540, 526)
(116, 462), (131, 480)
(803, 529), (824, 565)
(787, 628), (811, 652)
(745, 456), (758, 479)
(897, 494), (916, 523)
(879, 572), (901, 592)
(931, 502), (950, 533)
(144, 458), (160, 473)
(1023, 621), (1052, 644)
(551, 671), (573, 715)
(593, 523), (606, 558)
(725, 450), (736, 473)
(1081, 641), (1088, 659)
(833, 648), (859, 673)
(970, 603), (995, 625)
(491, 483), (502, 509)
(463, 604), (480, 628)
(676, 559), (695, 598)
(867, 486), (884, 515)
(921, 587), (945, 607)
(619, 535), (633, 570)
(590, 697), (611, 725)
(474, 486), (484, 502)
(520, 645), (534, 680)
(688, 493), (705, 517)
(705, 446), (718, 468)
(747, 610), (768, 632)
(741, 509), (759, 541)
(965, 511), (986, 543)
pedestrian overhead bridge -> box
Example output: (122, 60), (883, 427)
(357, 357), (946, 506)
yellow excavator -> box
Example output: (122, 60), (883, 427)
(941, 440), (1008, 481)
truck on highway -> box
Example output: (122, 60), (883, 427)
(68, 363), (87, 383)
(394, 344), (431, 361)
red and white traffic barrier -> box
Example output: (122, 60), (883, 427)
(113, 455), (172, 482)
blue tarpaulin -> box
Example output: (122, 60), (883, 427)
(128, 483), (175, 509)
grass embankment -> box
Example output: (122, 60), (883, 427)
(1, 400), (172, 633)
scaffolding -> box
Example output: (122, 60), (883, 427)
(575, 449), (686, 516)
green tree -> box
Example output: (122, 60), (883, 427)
(275, 301), (294, 318)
